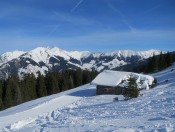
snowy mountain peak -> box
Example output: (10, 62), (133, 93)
(29, 46), (91, 61)
(68, 51), (91, 60)
(23, 47), (71, 63)
(0, 50), (26, 65)
(0, 47), (163, 79)
(110, 49), (161, 58)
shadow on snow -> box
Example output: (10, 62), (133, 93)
(68, 89), (96, 97)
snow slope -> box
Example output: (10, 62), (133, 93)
(0, 65), (175, 131)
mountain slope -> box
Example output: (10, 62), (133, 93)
(0, 47), (161, 79)
(0, 65), (175, 131)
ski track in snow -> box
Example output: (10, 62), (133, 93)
(0, 66), (175, 131)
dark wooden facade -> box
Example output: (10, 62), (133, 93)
(96, 85), (124, 95)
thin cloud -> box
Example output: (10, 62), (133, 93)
(56, 29), (175, 48)
(122, 19), (136, 33)
(46, 10), (96, 38)
(106, 0), (136, 32)
(0, 29), (174, 53)
(142, 5), (161, 15)
(71, 0), (84, 12)
(46, 24), (60, 38)
(52, 11), (95, 25)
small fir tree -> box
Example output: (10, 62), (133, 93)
(123, 77), (139, 100)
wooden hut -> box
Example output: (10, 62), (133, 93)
(91, 70), (155, 95)
(91, 70), (130, 95)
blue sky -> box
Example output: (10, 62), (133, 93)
(0, 0), (175, 54)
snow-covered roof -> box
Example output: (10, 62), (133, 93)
(91, 70), (130, 87)
(91, 70), (155, 89)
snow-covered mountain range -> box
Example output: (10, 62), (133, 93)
(0, 47), (161, 79)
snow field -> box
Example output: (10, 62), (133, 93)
(0, 65), (175, 131)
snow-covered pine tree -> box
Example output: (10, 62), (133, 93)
(123, 77), (139, 100)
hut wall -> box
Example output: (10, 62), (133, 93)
(96, 85), (123, 95)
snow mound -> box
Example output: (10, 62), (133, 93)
(131, 73), (155, 90)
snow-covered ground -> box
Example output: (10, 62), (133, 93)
(0, 65), (175, 131)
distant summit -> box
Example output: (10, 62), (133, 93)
(0, 47), (162, 79)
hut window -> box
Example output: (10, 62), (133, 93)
(104, 88), (109, 92)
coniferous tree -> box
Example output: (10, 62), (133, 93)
(67, 75), (74, 89)
(173, 53), (175, 62)
(147, 57), (154, 73)
(36, 74), (47, 97)
(0, 80), (4, 110)
(165, 52), (173, 67)
(90, 70), (99, 80)
(82, 70), (91, 84)
(14, 77), (23, 105)
(45, 73), (59, 95)
(146, 53), (159, 73)
(0, 97), (3, 110)
(19, 78), (28, 102)
(4, 76), (22, 108)
(123, 77), (139, 100)
(1, 69), (98, 110)
(152, 54), (159, 72)
(4, 78), (12, 107)
(60, 71), (69, 91)
(23, 74), (37, 100)
(158, 52), (165, 70)
(74, 68), (83, 87)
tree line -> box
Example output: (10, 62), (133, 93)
(0, 69), (98, 110)
(134, 52), (175, 73)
